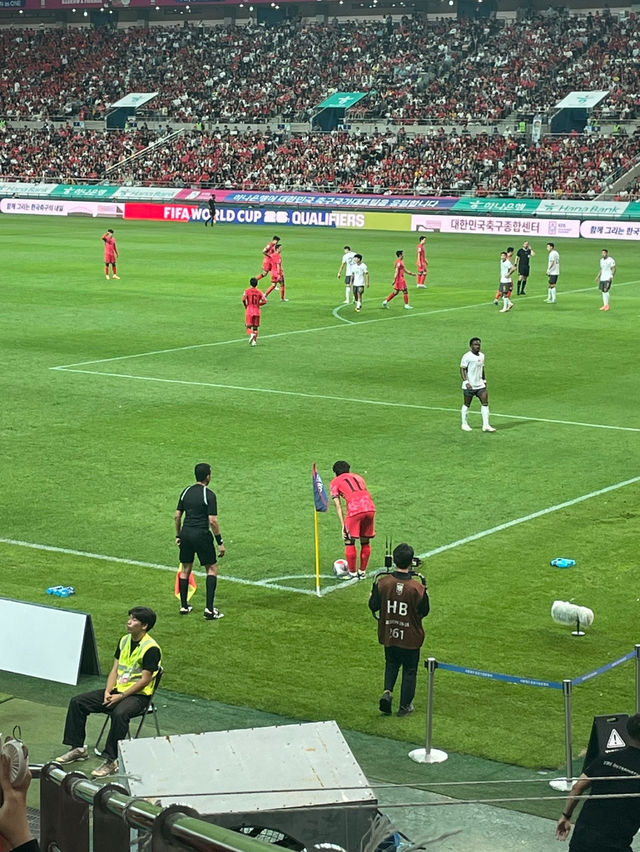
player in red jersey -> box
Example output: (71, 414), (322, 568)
(330, 460), (376, 579)
(416, 236), (428, 288)
(102, 229), (119, 280)
(256, 235), (280, 282)
(242, 277), (267, 346)
(382, 250), (415, 310)
(263, 243), (288, 302)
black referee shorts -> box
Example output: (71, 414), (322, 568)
(179, 529), (217, 566)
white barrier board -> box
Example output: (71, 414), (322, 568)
(0, 598), (100, 685)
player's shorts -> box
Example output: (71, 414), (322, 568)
(345, 511), (376, 540)
(270, 272), (284, 285)
(548, 275), (558, 285)
(519, 268), (530, 278)
(417, 265), (427, 275)
(498, 282), (511, 294)
(104, 255), (116, 264)
(179, 529), (217, 566)
(393, 283), (408, 293)
(345, 274), (353, 285)
(599, 280), (612, 292)
(245, 312), (260, 327)
(353, 285), (364, 295)
(262, 258), (272, 273)
(462, 386), (486, 398)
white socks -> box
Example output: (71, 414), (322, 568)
(481, 405), (490, 428)
(461, 404), (469, 426)
(603, 291), (610, 306)
(345, 286), (351, 303)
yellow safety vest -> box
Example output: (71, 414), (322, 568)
(116, 634), (160, 696)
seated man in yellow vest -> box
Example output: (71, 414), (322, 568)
(56, 606), (161, 778)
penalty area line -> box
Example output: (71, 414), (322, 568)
(0, 538), (351, 598)
(49, 296), (509, 370)
(417, 474), (640, 560)
(50, 278), (640, 370)
(48, 368), (640, 434)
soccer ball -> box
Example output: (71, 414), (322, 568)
(333, 558), (350, 578)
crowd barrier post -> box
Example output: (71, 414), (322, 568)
(635, 645), (640, 713)
(409, 657), (448, 764)
(549, 679), (575, 792)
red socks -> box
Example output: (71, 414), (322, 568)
(360, 543), (371, 572)
(345, 544), (357, 573)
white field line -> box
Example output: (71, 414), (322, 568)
(47, 368), (640, 433)
(3, 474), (639, 595)
(49, 299), (489, 369)
(0, 537), (352, 598)
(50, 278), (640, 371)
(417, 474), (640, 559)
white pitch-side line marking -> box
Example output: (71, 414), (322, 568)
(49, 278), (640, 371)
(3, 477), (638, 597)
(47, 368), (640, 434)
(0, 537), (356, 598)
(417, 475), (640, 560)
(47, 298), (513, 370)
(332, 304), (356, 324)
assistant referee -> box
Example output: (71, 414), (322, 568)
(175, 462), (226, 620)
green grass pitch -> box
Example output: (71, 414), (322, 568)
(1, 214), (639, 770)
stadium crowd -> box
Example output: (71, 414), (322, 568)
(2, 124), (639, 197)
(0, 11), (638, 125)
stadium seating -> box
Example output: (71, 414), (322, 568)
(2, 125), (640, 198)
(0, 13), (638, 125)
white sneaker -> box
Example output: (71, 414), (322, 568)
(461, 423), (472, 432)
(250, 339), (257, 346)
(499, 307), (507, 313)
(56, 746), (88, 764)
(482, 425), (496, 433)
(404, 304), (414, 310)
(382, 301), (388, 309)
(417, 284), (426, 289)
(544, 299), (552, 303)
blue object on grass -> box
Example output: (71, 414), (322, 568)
(46, 586), (76, 597)
(551, 558), (576, 568)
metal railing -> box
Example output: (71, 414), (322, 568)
(34, 763), (275, 852)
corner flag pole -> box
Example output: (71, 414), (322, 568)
(311, 463), (329, 597)
(314, 509), (321, 597)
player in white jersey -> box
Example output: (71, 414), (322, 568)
(459, 337), (495, 432)
(498, 251), (516, 313)
(351, 254), (369, 312)
(595, 248), (615, 312)
(337, 245), (357, 304)
(545, 242), (560, 303)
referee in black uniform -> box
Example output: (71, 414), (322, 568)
(175, 463), (225, 619)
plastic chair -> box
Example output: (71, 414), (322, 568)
(94, 666), (163, 756)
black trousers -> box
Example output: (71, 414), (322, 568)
(63, 688), (149, 761)
(569, 821), (631, 852)
(383, 646), (421, 708)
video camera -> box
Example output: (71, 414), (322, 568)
(383, 537), (426, 583)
